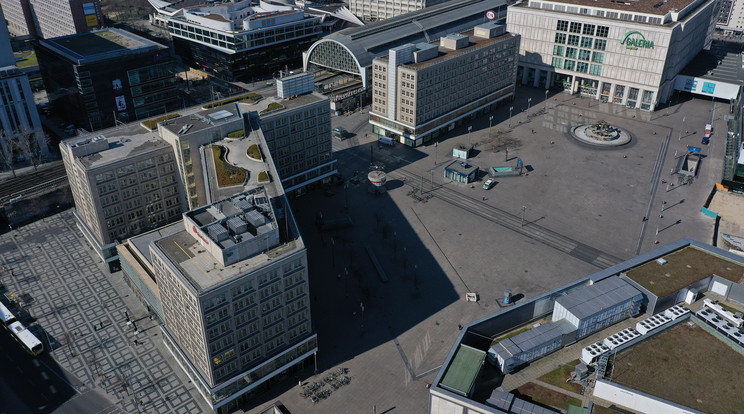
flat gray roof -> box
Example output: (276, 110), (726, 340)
(494, 319), (575, 358)
(39, 28), (167, 64)
(680, 40), (744, 86)
(445, 160), (479, 176)
(555, 276), (641, 321)
(310, 0), (508, 70)
(65, 129), (172, 170)
(129, 221), (184, 265)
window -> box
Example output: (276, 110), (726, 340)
(591, 52), (604, 63)
(589, 64), (602, 76)
(556, 20), (568, 31)
(564, 60), (575, 71)
(569, 22), (581, 33)
(579, 50), (591, 61)
(596, 26), (609, 37)
(581, 37), (593, 48)
(551, 57), (563, 68)
(565, 47), (578, 59)
(582, 24), (595, 35)
(553, 45), (565, 56)
(576, 62), (588, 73)
(567, 35), (579, 46)
(594, 39), (607, 51)
(555, 33), (566, 44)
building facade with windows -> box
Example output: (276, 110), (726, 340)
(149, 187), (315, 413)
(151, 0), (322, 81)
(369, 23), (520, 147)
(60, 127), (185, 272)
(506, 0), (719, 110)
(0, 0), (103, 39)
(0, 7), (47, 163)
(36, 28), (180, 131)
(348, 0), (448, 22)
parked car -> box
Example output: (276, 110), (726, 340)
(482, 178), (495, 190)
(333, 127), (347, 139)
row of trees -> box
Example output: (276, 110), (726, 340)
(0, 128), (48, 177)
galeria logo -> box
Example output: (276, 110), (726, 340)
(192, 225), (209, 245)
(621, 31), (654, 50)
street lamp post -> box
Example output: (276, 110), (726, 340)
(489, 115), (493, 138)
(527, 98), (532, 112)
(434, 141), (438, 165)
(544, 90), (549, 114)
(508, 106), (513, 128)
(521, 205), (526, 227)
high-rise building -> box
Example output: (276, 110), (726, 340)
(370, 23), (520, 147)
(0, 0), (103, 39)
(60, 125), (185, 272)
(348, 0), (448, 22)
(151, 0), (322, 81)
(36, 28), (180, 131)
(0, 7), (47, 164)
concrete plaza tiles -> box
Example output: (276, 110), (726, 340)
(0, 211), (208, 413)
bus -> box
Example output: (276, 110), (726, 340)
(0, 301), (17, 329)
(8, 321), (43, 356)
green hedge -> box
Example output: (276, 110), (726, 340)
(227, 129), (244, 138)
(141, 114), (181, 131)
(202, 93), (261, 109)
(260, 102), (284, 114)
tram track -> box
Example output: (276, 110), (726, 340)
(0, 162), (68, 205)
(386, 167), (623, 269)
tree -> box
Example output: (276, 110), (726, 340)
(0, 130), (17, 178)
(15, 127), (47, 172)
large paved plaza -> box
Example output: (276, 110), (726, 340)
(245, 87), (724, 413)
(0, 212), (210, 414)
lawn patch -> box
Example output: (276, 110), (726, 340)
(514, 382), (581, 411)
(226, 129), (244, 139)
(211, 145), (246, 186)
(537, 359), (583, 394)
(260, 102), (284, 113)
(203, 93), (261, 109)
(246, 144), (262, 160)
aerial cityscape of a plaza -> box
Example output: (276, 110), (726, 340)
(1, 0), (744, 413)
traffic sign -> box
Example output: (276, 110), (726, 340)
(486, 10), (496, 20)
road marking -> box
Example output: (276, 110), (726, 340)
(33, 359), (40, 367)
(41, 371), (48, 380)
(49, 385), (56, 394)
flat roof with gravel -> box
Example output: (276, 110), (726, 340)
(625, 246), (744, 297)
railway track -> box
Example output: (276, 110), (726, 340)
(0, 162), (68, 205)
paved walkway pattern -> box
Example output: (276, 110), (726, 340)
(0, 211), (209, 414)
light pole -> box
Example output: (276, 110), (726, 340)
(521, 205), (526, 227)
(678, 116), (686, 141)
(467, 126), (472, 153)
(434, 141), (438, 165)
(544, 90), (549, 114)
(489, 115), (493, 138)
(527, 98), (532, 112)
(508, 106), (513, 128)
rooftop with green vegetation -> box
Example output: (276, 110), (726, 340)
(625, 246), (744, 297)
(610, 320), (744, 414)
(440, 345), (486, 397)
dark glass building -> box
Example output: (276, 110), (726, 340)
(36, 28), (181, 131)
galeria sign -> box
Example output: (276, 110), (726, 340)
(621, 31), (654, 50)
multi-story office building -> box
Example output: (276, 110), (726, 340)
(36, 28), (180, 131)
(369, 23), (519, 147)
(717, 0), (744, 34)
(60, 127), (185, 272)
(506, 0), (718, 110)
(159, 90), (334, 209)
(0, 7), (47, 163)
(348, 0), (448, 22)
(152, 0), (322, 81)
(0, 0), (103, 39)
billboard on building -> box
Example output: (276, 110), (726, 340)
(115, 96), (127, 111)
(83, 3), (99, 27)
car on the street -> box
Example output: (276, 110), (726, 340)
(482, 178), (495, 189)
(333, 127), (348, 139)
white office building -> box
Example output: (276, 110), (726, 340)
(506, 0), (719, 110)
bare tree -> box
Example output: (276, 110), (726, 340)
(0, 130), (17, 178)
(15, 127), (46, 172)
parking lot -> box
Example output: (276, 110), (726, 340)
(245, 86), (725, 413)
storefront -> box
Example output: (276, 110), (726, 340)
(506, 0), (719, 111)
